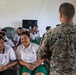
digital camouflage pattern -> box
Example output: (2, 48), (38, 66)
(38, 23), (76, 75)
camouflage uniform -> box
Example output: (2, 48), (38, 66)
(38, 23), (76, 75)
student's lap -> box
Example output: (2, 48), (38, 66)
(21, 64), (47, 75)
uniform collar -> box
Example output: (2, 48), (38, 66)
(22, 43), (31, 50)
(61, 22), (74, 25)
(0, 47), (5, 54)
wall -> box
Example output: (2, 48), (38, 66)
(0, 0), (76, 35)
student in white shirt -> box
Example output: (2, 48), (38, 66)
(1, 29), (15, 48)
(13, 27), (23, 46)
(16, 31), (47, 75)
(5, 36), (15, 48)
(0, 35), (17, 75)
(0, 32), (15, 50)
(30, 25), (40, 40)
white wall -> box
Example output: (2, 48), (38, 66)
(0, 0), (76, 35)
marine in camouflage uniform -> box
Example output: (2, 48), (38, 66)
(38, 3), (76, 75)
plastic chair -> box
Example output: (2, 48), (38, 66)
(4, 27), (15, 41)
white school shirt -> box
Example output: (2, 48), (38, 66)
(13, 34), (20, 43)
(30, 32), (40, 40)
(16, 43), (39, 63)
(5, 36), (15, 47)
(5, 40), (14, 48)
(0, 44), (16, 67)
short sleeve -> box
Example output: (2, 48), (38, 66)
(15, 46), (21, 60)
(9, 47), (17, 61)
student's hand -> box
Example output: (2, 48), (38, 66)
(31, 59), (44, 70)
(31, 64), (36, 70)
(12, 46), (17, 51)
(0, 65), (8, 71)
(26, 63), (33, 70)
(44, 58), (50, 65)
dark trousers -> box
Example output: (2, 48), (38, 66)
(0, 69), (16, 75)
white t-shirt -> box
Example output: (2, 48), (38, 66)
(30, 32), (40, 40)
(13, 34), (20, 43)
(5, 36), (15, 47)
(0, 44), (16, 67)
(16, 43), (39, 63)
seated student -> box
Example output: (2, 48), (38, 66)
(13, 27), (23, 46)
(1, 29), (15, 47)
(43, 26), (52, 38)
(0, 32), (16, 50)
(46, 26), (51, 32)
(30, 25), (41, 40)
(30, 25), (41, 45)
(16, 31), (47, 75)
(0, 35), (17, 75)
(56, 24), (60, 27)
(43, 26), (51, 39)
(1, 29), (8, 40)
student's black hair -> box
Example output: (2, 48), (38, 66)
(21, 31), (30, 37)
(18, 27), (22, 29)
(59, 2), (75, 19)
(31, 25), (38, 29)
(56, 24), (60, 27)
(1, 28), (7, 32)
(0, 35), (4, 40)
(0, 32), (5, 37)
(46, 26), (51, 31)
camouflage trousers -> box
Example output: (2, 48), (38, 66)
(49, 69), (76, 75)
